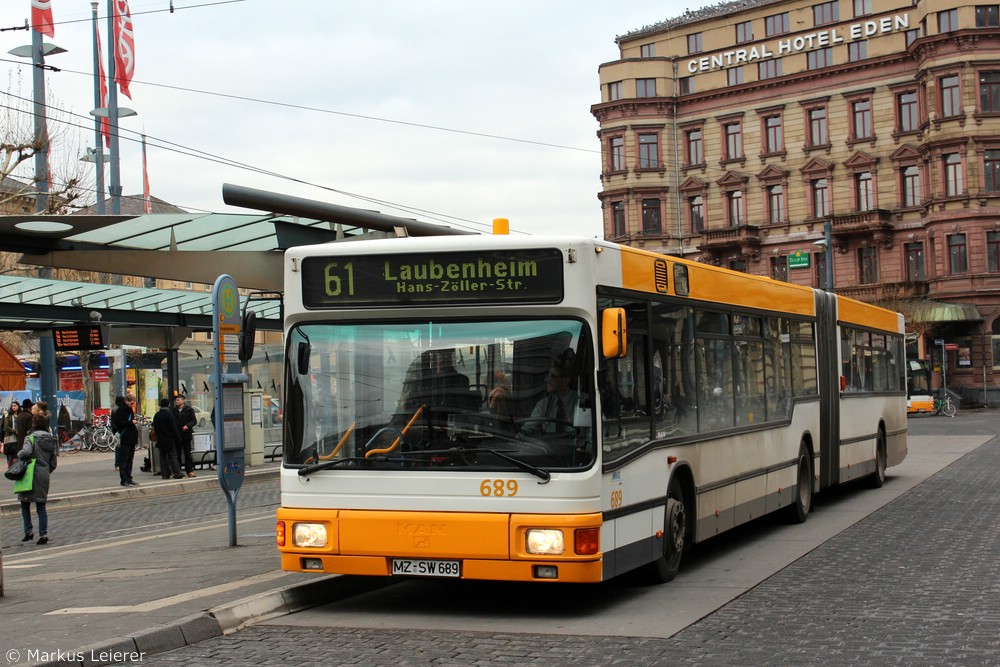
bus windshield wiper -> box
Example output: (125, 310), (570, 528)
(395, 446), (551, 483)
(298, 457), (370, 476)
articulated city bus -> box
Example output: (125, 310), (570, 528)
(276, 233), (907, 583)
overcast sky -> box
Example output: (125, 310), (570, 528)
(2, 1), (710, 237)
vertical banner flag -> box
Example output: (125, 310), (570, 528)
(142, 134), (152, 213)
(31, 0), (55, 37)
(112, 0), (136, 99)
(97, 28), (111, 147)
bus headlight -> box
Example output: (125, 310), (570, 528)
(292, 522), (328, 548)
(526, 529), (565, 555)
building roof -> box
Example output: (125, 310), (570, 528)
(616, 0), (784, 43)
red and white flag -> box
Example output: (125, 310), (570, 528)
(97, 29), (111, 148)
(142, 135), (152, 213)
(112, 0), (136, 99)
(31, 0), (55, 37)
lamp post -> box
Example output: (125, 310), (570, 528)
(89, 1), (106, 214)
(813, 220), (835, 291)
(8, 36), (66, 213)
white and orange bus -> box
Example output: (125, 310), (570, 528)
(276, 232), (907, 583)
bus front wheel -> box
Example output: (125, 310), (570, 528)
(865, 429), (887, 489)
(786, 443), (812, 524)
(642, 477), (687, 584)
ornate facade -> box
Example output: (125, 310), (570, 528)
(593, 0), (1000, 403)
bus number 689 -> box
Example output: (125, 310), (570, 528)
(480, 479), (519, 497)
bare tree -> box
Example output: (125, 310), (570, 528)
(1, 71), (91, 214)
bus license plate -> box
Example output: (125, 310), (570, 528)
(391, 558), (461, 578)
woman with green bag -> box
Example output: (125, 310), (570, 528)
(16, 411), (58, 545)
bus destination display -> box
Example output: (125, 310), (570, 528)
(52, 325), (104, 351)
(302, 249), (564, 307)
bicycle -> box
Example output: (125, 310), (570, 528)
(934, 395), (958, 418)
(60, 422), (116, 452)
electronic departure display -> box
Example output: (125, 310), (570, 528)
(52, 325), (104, 351)
(301, 249), (565, 308)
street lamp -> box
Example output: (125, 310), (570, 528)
(812, 220), (835, 292)
(7, 38), (67, 213)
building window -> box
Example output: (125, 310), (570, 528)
(855, 171), (875, 210)
(852, 99), (873, 139)
(901, 166), (921, 207)
(898, 91), (919, 132)
(736, 21), (753, 43)
(764, 115), (783, 153)
(636, 78), (656, 98)
(808, 47), (833, 69)
(940, 75), (961, 117)
(980, 71), (1000, 112)
(854, 0), (872, 17)
(906, 29), (921, 46)
(686, 129), (704, 166)
(730, 260), (747, 273)
(944, 153), (964, 195)
(812, 178), (830, 218)
(727, 67), (745, 86)
(988, 232), (1000, 272)
(638, 133), (659, 169)
(906, 242), (925, 281)
(938, 9), (959, 32)
(813, 2), (839, 26)
(808, 106), (828, 146)
(724, 122), (743, 160)
(848, 41), (867, 62)
(758, 59), (782, 80)
(977, 6), (1000, 27)
(859, 247), (879, 284)
(771, 256), (789, 282)
(611, 201), (626, 237)
(767, 184), (785, 223)
(679, 77), (695, 95)
(608, 81), (623, 102)
(728, 190), (745, 226)
(948, 234), (968, 274)
(641, 43), (656, 58)
(815, 252), (829, 289)
(766, 12), (790, 36)
(642, 198), (662, 234)
(689, 196), (705, 233)
(610, 136), (625, 171)
(687, 33), (702, 54)
(985, 149), (1000, 191)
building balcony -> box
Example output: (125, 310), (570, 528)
(835, 280), (929, 302)
(829, 210), (895, 250)
(698, 225), (761, 262)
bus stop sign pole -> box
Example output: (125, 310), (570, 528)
(212, 274), (248, 547)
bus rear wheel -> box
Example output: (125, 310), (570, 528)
(865, 429), (887, 489)
(785, 444), (812, 524)
(642, 477), (687, 584)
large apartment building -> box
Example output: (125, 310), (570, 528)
(593, 0), (1000, 403)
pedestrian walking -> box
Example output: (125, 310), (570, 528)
(152, 398), (184, 479)
(172, 394), (197, 477)
(16, 397), (34, 451)
(17, 410), (58, 545)
(111, 395), (140, 486)
(3, 400), (20, 467)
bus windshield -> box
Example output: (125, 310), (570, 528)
(284, 318), (595, 473)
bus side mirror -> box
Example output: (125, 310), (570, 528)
(601, 308), (627, 359)
(238, 310), (257, 361)
(297, 342), (310, 376)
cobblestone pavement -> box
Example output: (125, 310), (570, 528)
(129, 434), (1000, 667)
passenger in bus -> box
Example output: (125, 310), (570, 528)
(487, 370), (515, 424)
(399, 349), (477, 413)
(521, 350), (578, 437)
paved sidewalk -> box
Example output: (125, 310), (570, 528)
(0, 448), (374, 667)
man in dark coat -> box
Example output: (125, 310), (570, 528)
(152, 398), (184, 479)
(172, 394), (197, 478)
(111, 395), (140, 486)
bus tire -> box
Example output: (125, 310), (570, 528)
(786, 443), (812, 524)
(642, 477), (687, 584)
(865, 429), (887, 489)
